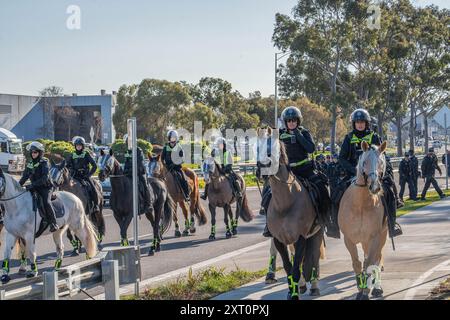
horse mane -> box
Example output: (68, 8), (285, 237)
(5, 172), (25, 193)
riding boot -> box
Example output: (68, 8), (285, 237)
(262, 221), (272, 238)
(232, 175), (242, 200)
(201, 183), (209, 200)
(259, 187), (272, 216)
(178, 171), (191, 203)
(326, 203), (340, 239)
(388, 210), (403, 238)
(87, 178), (100, 213)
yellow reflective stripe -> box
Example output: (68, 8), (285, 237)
(72, 151), (86, 159)
(290, 158), (310, 167)
(350, 132), (374, 145)
(280, 132), (294, 140)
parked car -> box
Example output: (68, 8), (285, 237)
(96, 177), (111, 207)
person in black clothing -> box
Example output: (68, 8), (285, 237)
(421, 148), (446, 200)
(315, 154), (327, 175)
(326, 153), (344, 193)
(335, 108), (403, 238)
(162, 130), (190, 202)
(409, 149), (420, 199)
(19, 141), (59, 232)
(67, 136), (101, 213)
(123, 135), (153, 214)
(260, 106), (331, 237)
(399, 153), (416, 201)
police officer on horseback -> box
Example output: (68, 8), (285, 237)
(162, 130), (191, 202)
(202, 137), (242, 200)
(67, 136), (101, 213)
(259, 106), (331, 237)
(19, 141), (59, 232)
(333, 108), (403, 238)
(123, 135), (153, 214)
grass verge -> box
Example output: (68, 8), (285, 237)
(428, 277), (450, 300)
(123, 267), (266, 300)
(397, 189), (450, 217)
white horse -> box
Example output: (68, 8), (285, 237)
(0, 167), (98, 284)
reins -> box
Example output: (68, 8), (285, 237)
(0, 190), (28, 202)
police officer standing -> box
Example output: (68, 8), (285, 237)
(420, 147), (446, 200)
(399, 153), (415, 201)
(409, 149), (420, 200)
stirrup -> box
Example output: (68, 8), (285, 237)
(389, 223), (403, 238)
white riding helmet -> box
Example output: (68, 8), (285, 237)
(167, 130), (179, 143)
(26, 141), (45, 153)
(214, 137), (226, 149)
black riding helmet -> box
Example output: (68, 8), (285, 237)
(350, 108), (370, 131)
(281, 106), (302, 128)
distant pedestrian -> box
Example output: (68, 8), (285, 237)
(409, 149), (420, 200)
(421, 148), (445, 200)
(399, 152), (416, 201)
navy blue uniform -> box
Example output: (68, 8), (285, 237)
(399, 158), (415, 200)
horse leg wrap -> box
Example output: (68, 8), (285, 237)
(30, 262), (37, 272)
(310, 267), (319, 282)
(356, 272), (368, 289)
(211, 225), (216, 235)
(232, 219), (238, 228)
(54, 258), (62, 270)
(185, 219), (190, 229)
(20, 252), (26, 265)
(268, 255), (276, 273)
(71, 239), (79, 249)
(288, 275), (299, 297)
(2, 259), (9, 273)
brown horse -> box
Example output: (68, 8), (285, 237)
(148, 154), (207, 237)
(256, 127), (325, 299)
(201, 157), (253, 239)
(339, 141), (388, 300)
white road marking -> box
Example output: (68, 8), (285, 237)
(403, 259), (450, 300)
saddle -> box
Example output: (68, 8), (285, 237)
(32, 192), (65, 238)
(296, 176), (323, 225)
(73, 177), (95, 215)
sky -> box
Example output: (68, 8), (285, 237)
(0, 0), (448, 98)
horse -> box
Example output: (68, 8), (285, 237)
(98, 150), (174, 256)
(148, 154), (207, 237)
(256, 127), (325, 299)
(338, 140), (388, 300)
(0, 167), (98, 283)
(49, 159), (105, 255)
(201, 157), (253, 240)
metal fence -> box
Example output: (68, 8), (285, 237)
(0, 246), (140, 300)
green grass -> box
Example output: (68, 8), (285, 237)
(428, 277), (450, 300)
(397, 189), (450, 217)
(124, 267), (267, 300)
(198, 174), (259, 189)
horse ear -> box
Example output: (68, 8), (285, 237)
(379, 141), (387, 154)
(267, 127), (272, 136)
(156, 154), (161, 161)
(362, 141), (369, 152)
(109, 148), (113, 156)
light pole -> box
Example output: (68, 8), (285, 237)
(275, 51), (291, 129)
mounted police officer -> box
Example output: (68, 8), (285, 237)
(399, 152), (415, 201)
(259, 106), (331, 237)
(333, 108), (403, 238)
(67, 136), (101, 213)
(123, 134), (153, 214)
(19, 141), (59, 232)
(162, 130), (190, 202)
(202, 137), (242, 201)
(420, 147), (445, 200)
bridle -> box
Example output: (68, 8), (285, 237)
(0, 176), (27, 202)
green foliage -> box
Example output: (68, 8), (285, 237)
(49, 141), (75, 159)
(111, 138), (153, 163)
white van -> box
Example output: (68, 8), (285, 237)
(0, 128), (26, 173)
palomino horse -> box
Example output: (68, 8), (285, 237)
(49, 159), (105, 255)
(201, 157), (253, 239)
(256, 127), (325, 299)
(98, 150), (174, 255)
(339, 140), (388, 300)
(0, 167), (98, 283)
(148, 154), (207, 237)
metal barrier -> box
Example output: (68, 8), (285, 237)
(0, 246), (141, 301)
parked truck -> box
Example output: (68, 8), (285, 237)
(0, 128), (26, 173)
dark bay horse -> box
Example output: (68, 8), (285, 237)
(98, 150), (174, 255)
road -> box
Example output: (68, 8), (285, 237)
(0, 165), (448, 299)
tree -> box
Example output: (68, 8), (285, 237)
(113, 84), (138, 137)
(135, 79), (191, 143)
(174, 102), (221, 133)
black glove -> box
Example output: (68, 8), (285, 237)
(25, 184), (33, 191)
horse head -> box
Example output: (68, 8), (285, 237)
(98, 149), (118, 182)
(49, 159), (67, 187)
(148, 154), (163, 178)
(256, 127), (280, 178)
(358, 141), (387, 195)
(202, 156), (217, 184)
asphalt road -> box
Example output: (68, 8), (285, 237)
(0, 165), (448, 299)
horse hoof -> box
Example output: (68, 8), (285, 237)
(155, 245), (161, 252)
(175, 230), (182, 237)
(70, 250), (80, 257)
(232, 228), (238, 235)
(1, 274), (11, 284)
(189, 227), (196, 234)
(209, 234), (216, 240)
(148, 249), (154, 256)
(182, 230), (189, 237)
(310, 288), (320, 296)
(26, 271), (38, 278)
(265, 273), (277, 284)
(356, 291), (369, 300)
(18, 268), (27, 275)
(371, 288), (384, 298)
(381, 266), (384, 272)
(287, 292), (299, 300)
(226, 231), (232, 239)
(299, 285), (308, 294)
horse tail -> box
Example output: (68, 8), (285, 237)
(81, 215), (98, 259)
(238, 191), (254, 222)
(162, 193), (175, 234)
(192, 174), (208, 225)
(320, 237), (326, 260)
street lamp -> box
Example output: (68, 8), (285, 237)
(275, 51), (291, 129)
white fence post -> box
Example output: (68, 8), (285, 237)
(43, 271), (59, 300)
(102, 260), (119, 300)
(0, 290), (5, 300)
